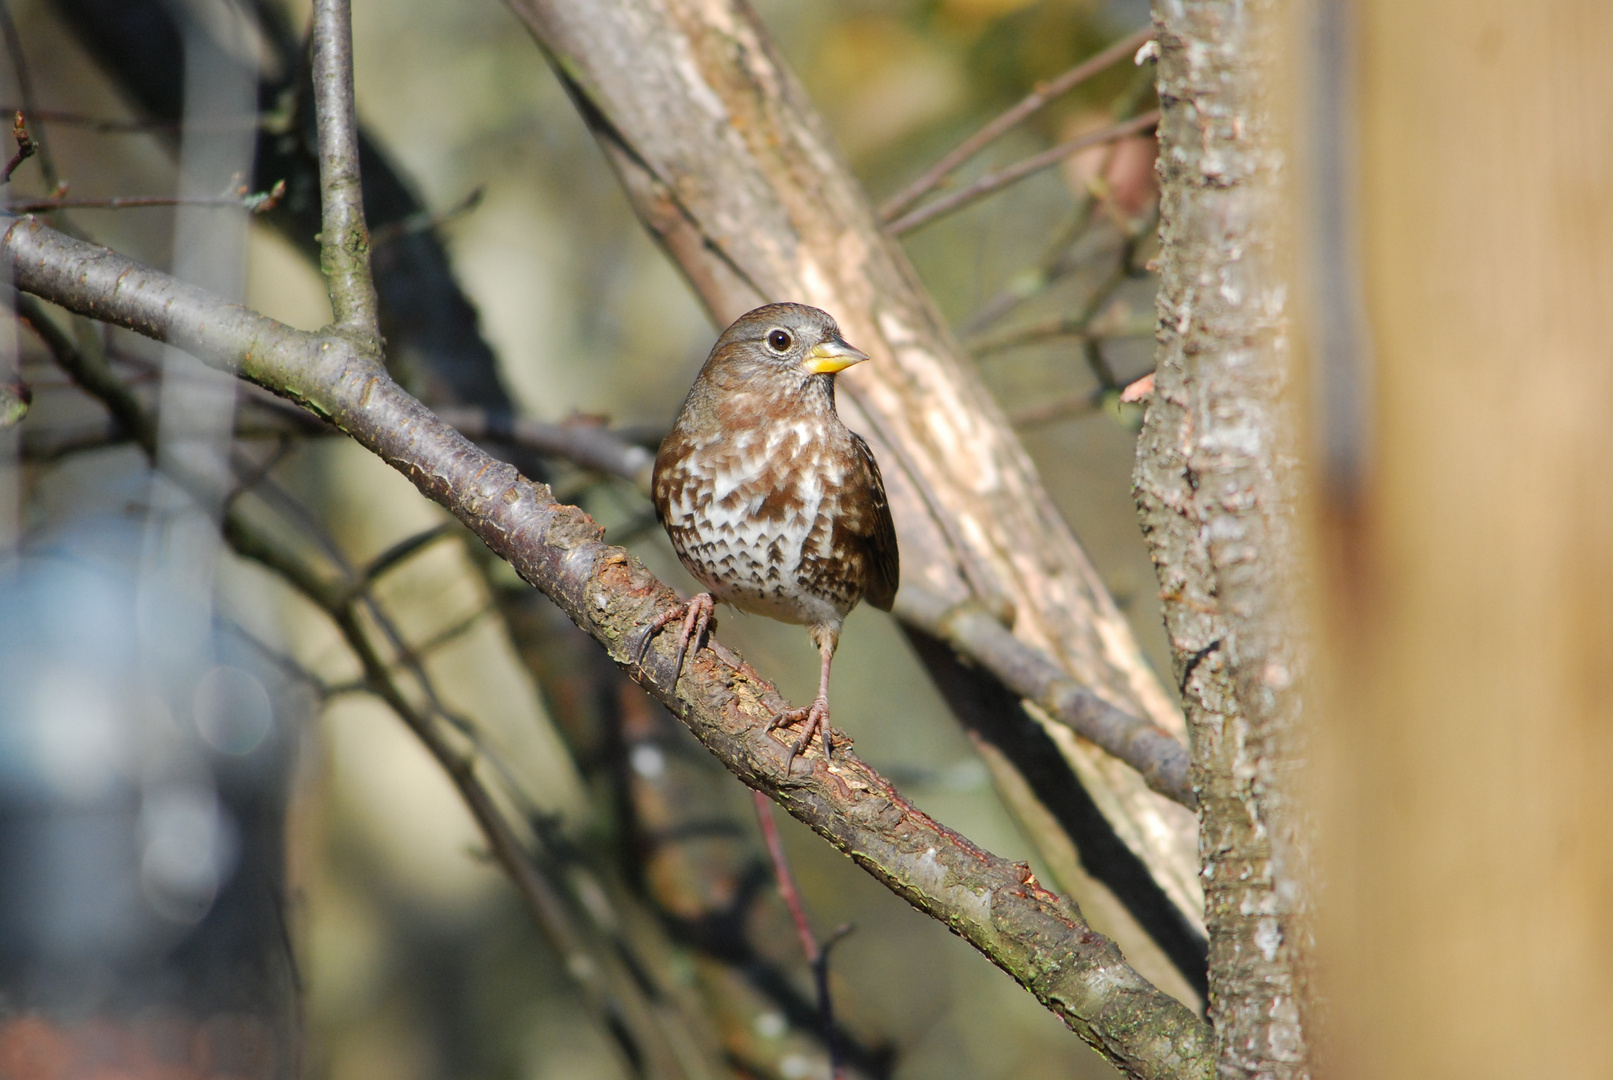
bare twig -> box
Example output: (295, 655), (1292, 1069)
(956, 64), (1159, 337)
(4, 179), (287, 214)
(1009, 391), (1106, 429)
(0, 1), (57, 191)
(436, 405), (656, 488)
(3, 216), (1212, 1080)
(2, 112), (36, 185)
(369, 186), (486, 248)
(967, 206), (1158, 361)
(310, 0), (380, 339)
(879, 26), (1152, 222)
(887, 110), (1160, 236)
(0, 106), (197, 133)
(752, 789), (845, 1079)
(357, 522), (459, 588)
(967, 319), (1151, 358)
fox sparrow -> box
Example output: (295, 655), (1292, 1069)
(639, 302), (899, 770)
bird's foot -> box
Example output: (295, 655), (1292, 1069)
(631, 592), (715, 681)
(767, 695), (832, 774)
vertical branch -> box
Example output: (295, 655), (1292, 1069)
(1134, 0), (1311, 1076)
(310, 0), (380, 340)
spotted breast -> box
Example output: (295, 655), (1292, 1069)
(645, 302), (898, 769)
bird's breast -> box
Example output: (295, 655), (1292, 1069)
(656, 421), (860, 625)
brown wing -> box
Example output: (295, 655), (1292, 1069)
(849, 432), (899, 611)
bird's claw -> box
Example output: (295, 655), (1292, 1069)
(632, 592), (715, 681)
(767, 696), (832, 774)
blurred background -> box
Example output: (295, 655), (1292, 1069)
(0, 1), (1174, 1077)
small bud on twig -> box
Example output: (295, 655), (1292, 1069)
(2, 112), (38, 184)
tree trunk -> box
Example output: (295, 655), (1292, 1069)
(1134, 1), (1312, 1075)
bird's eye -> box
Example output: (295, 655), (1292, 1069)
(767, 328), (793, 352)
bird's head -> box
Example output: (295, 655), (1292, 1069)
(704, 303), (869, 387)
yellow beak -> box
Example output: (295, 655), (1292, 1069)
(803, 338), (870, 375)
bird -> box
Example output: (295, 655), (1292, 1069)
(637, 302), (899, 771)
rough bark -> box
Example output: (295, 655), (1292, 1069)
(4, 215), (1213, 1080)
(1134, 2), (1311, 1076)
(508, 0), (1204, 964)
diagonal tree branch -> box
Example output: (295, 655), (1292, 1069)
(435, 398), (1199, 811)
(3, 213), (1211, 1080)
(510, 0), (1204, 981)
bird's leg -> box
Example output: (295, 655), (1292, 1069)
(768, 628), (838, 773)
(631, 592), (715, 679)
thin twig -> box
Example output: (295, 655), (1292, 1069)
(956, 67), (1159, 337)
(887, 110), (1160, 236)
(896, 589), (1195, 808)
(0, 106), (256, 134)
(879, 26), (1152, 222)
(0, 2), (56, 190)
(753, 789), (844, 1080)
(436, 405), (655, 489)
(358, 522), (459, 588)
(971, 212), (1155, 384)
(310, 0), (380, 339)
(968, 321), (1151, 359)
(2, 111), (36, 185)
(369, 186), (486, 248)
(4, 179), (286, 214)
(959, 202), (1104, 337)
(1009, 390), (1105, 429)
